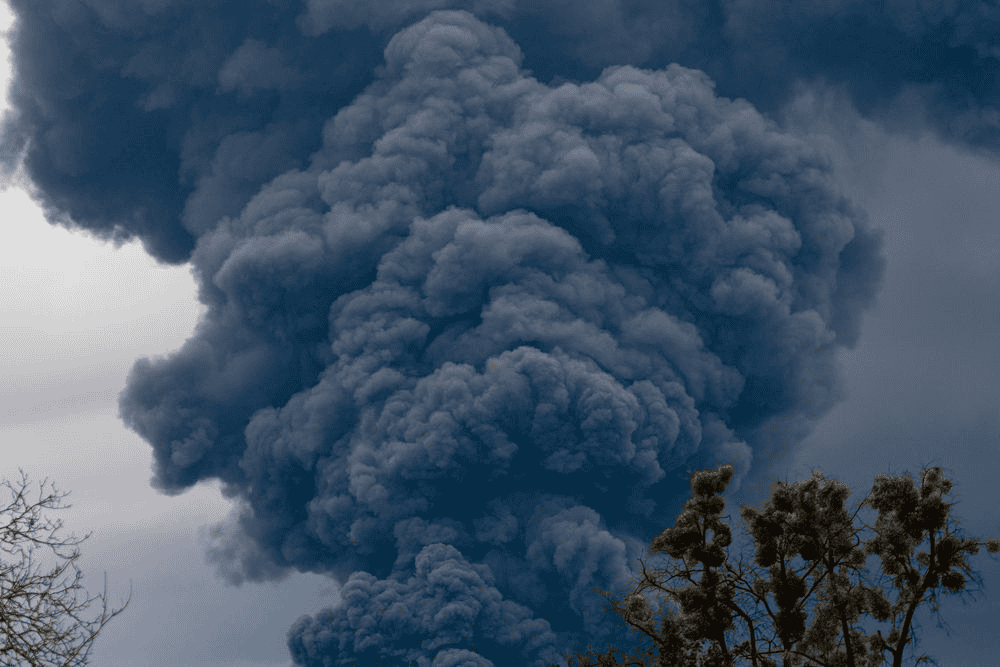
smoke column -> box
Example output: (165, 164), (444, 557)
(0, 1), (923, 664)
(3, 0), (998, 263)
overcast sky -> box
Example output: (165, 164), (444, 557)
(0, 5), (334, 666)
(1, 1), (999, 666)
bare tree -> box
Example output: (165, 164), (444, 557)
(562, 464), (1000, 667)
(0, 469), (131, 666)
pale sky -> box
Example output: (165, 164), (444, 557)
(0, 3), (337, 665)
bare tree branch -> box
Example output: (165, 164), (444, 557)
(0, 469), (131, 667)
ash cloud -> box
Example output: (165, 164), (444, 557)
(115, 10), (882, 665)
(1, 0), (995, 267)
(0, 3), (893, 666)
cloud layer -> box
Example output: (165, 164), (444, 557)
(2, 0), (995, 266)
(0, 3), (894, 666)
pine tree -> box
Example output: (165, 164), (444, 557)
(553, 464), (1000, 667)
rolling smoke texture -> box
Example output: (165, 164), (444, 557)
(139, 12), (881, 665)
(0, 1), (921, 665)
(2, 0), (998, 267)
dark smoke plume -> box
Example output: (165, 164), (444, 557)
(2, 0), (997, 268)
(0, 3), (893, 666)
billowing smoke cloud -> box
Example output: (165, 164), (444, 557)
(2, 0), (996, 267)
(2, 3), (891, 666)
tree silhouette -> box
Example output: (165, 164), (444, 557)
(0, 469), (131, 666)
(553, 464), (1000, 667)
(549, 643), (657, 667)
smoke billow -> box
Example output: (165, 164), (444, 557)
(0, 3), (897, 666)
(2, 0), (997, 268)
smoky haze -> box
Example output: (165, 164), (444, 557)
(4, 0), (998, 265)
(0, 1), (916, 665)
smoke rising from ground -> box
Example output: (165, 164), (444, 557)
(0, 3), (899, 665)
